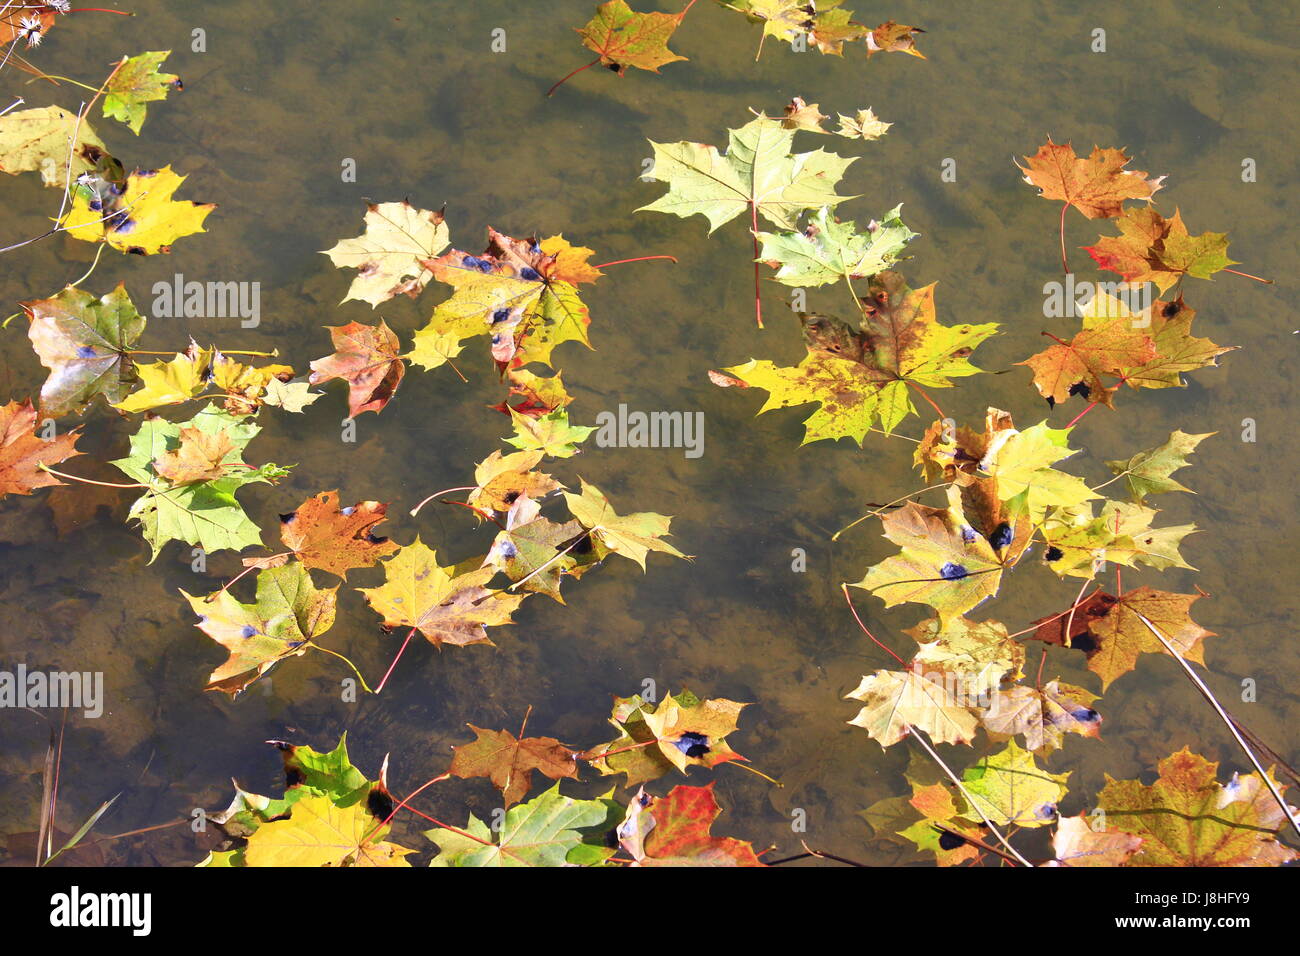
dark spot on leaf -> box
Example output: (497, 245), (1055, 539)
(280, 511), (296, 524)
(988, 522), (1013, 550)
(284, 767), (305, 788)
(939, 562), (968, 580)
(367, 788), (394, 821)
(75, 345), (97, 359)
(1045, 546), (1064, 562)
(1162, 301), (1181, 318)
(1068, 381), (1091, 400)
(936, 828), (966, 851)
(1070, 631), (1098, 653)
(239, 625), (256, 639)
(519, 266), (541, 282)
(673, 732), (710, 758)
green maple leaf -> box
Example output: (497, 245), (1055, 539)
(181, 561), (337, 695)
(978, 421), (1097, 520)
(1041, 500), (1196, 578)
(563, 479), (689, 569)
(1105, 430), (1213, 503)
(426, 784), (611, 867)
(639, 115), (856, 233)
(23, 282), (147, 417)
(484, 513), (592, 603)
(103, 51), (181, 134)
(959, 741), (1070, 828)
(756, 204), (917, 288)
(504, 408), (595, 458)
(716, 272), (996, 443)
(111, 403), (289, 561)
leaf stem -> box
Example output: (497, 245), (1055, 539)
(546, 56), (600, 98)
(409, 486), (475, 517)
(375, 626), (418, 695)
(37, 465), (143, 489)
(831, 481), (952, 541)
(750, 202), (764, 328)
(591, 254), (678, 269)
(840, 583), (908, 667)
(1059, 201), (1070, 275)
(1222, 267), (1273, 284)
(309, 644), (373, 694)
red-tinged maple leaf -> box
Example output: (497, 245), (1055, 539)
(1028, 586), (1215, 690)
(0, 399), (82, 498)
(1020, 318), (1157, 407)
(308, 320), (404, 418)
(448, 724), (579, 806)
(1016, 138), (1164, 272)
(258, 490), (401, 579)
(489, 368), (574, 419)
(578, 0), (688, 75)
(622, 784), (764, 866)
(1085, 207), (1239, 292)
(1098, 749), (1299, 866)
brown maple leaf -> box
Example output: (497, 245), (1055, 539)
(152, 426), (235, 484)
(271, 490), (400, 578)
(308, 320), (405, 418)
(449, 723), (579, 806)
(0, 399), (82, 498)
(1017, 138), (1164, 272)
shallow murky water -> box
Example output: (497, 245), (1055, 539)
(0, 0), (1296, 865)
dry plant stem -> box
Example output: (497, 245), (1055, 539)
(907, 725), (1033, 867)
(750, 201), (764, 327)
(1133, 610), (1300, 841)
(1059, 202), (1070, 275)
(1222, 268), (1272, 284)
(375, 626), (418, 695)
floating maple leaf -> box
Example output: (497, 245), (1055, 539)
(449, 723), (579, 807)
(1086, 207), (1242, 292)
(244, 794), (413, 867)
(756, 204), (917, 289)
(981, 681), (1101, 755)
(466, 450), (562, 514)
(322, 201), (450, 307)
(1042, 813), (1143, 867)
(960, 741), (1069, 828)
(1029, 586), (1214, 690)
(846, 667), (980, 747)
(867, 21), (926, 58)
(60, 165), (215, 255)
(1098, 749), (1298, 866)
(1040, 501), (1196, 579)
(1016, 138), (1164, 272)
(716, 272), (997, 442)
(563, 479), (688, 569)
(23, 282), (146, 416)
(358, 537), (525, 648)
(850, 488), (1021, 624)
(426, 784), (612, 867)
(268, 490), (400, 578)
(585, 690), (748, 786)
(620, 784), (764, 866)
(308, 319), (405, 418)
(102, 51), (181, 134)
(1105, 430), (1212, 503)
(0, 105), (108, 186)
(1020, 318), (1156, 407)
(490, 368), (574, 419)
(577, 0), (688, 75)
(0, 399), (82, 498)
(836, 107), (891, 140)
(181, 561), (338, 695)
(111, 403), (289, 560)
(412, 230), (602, 370)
